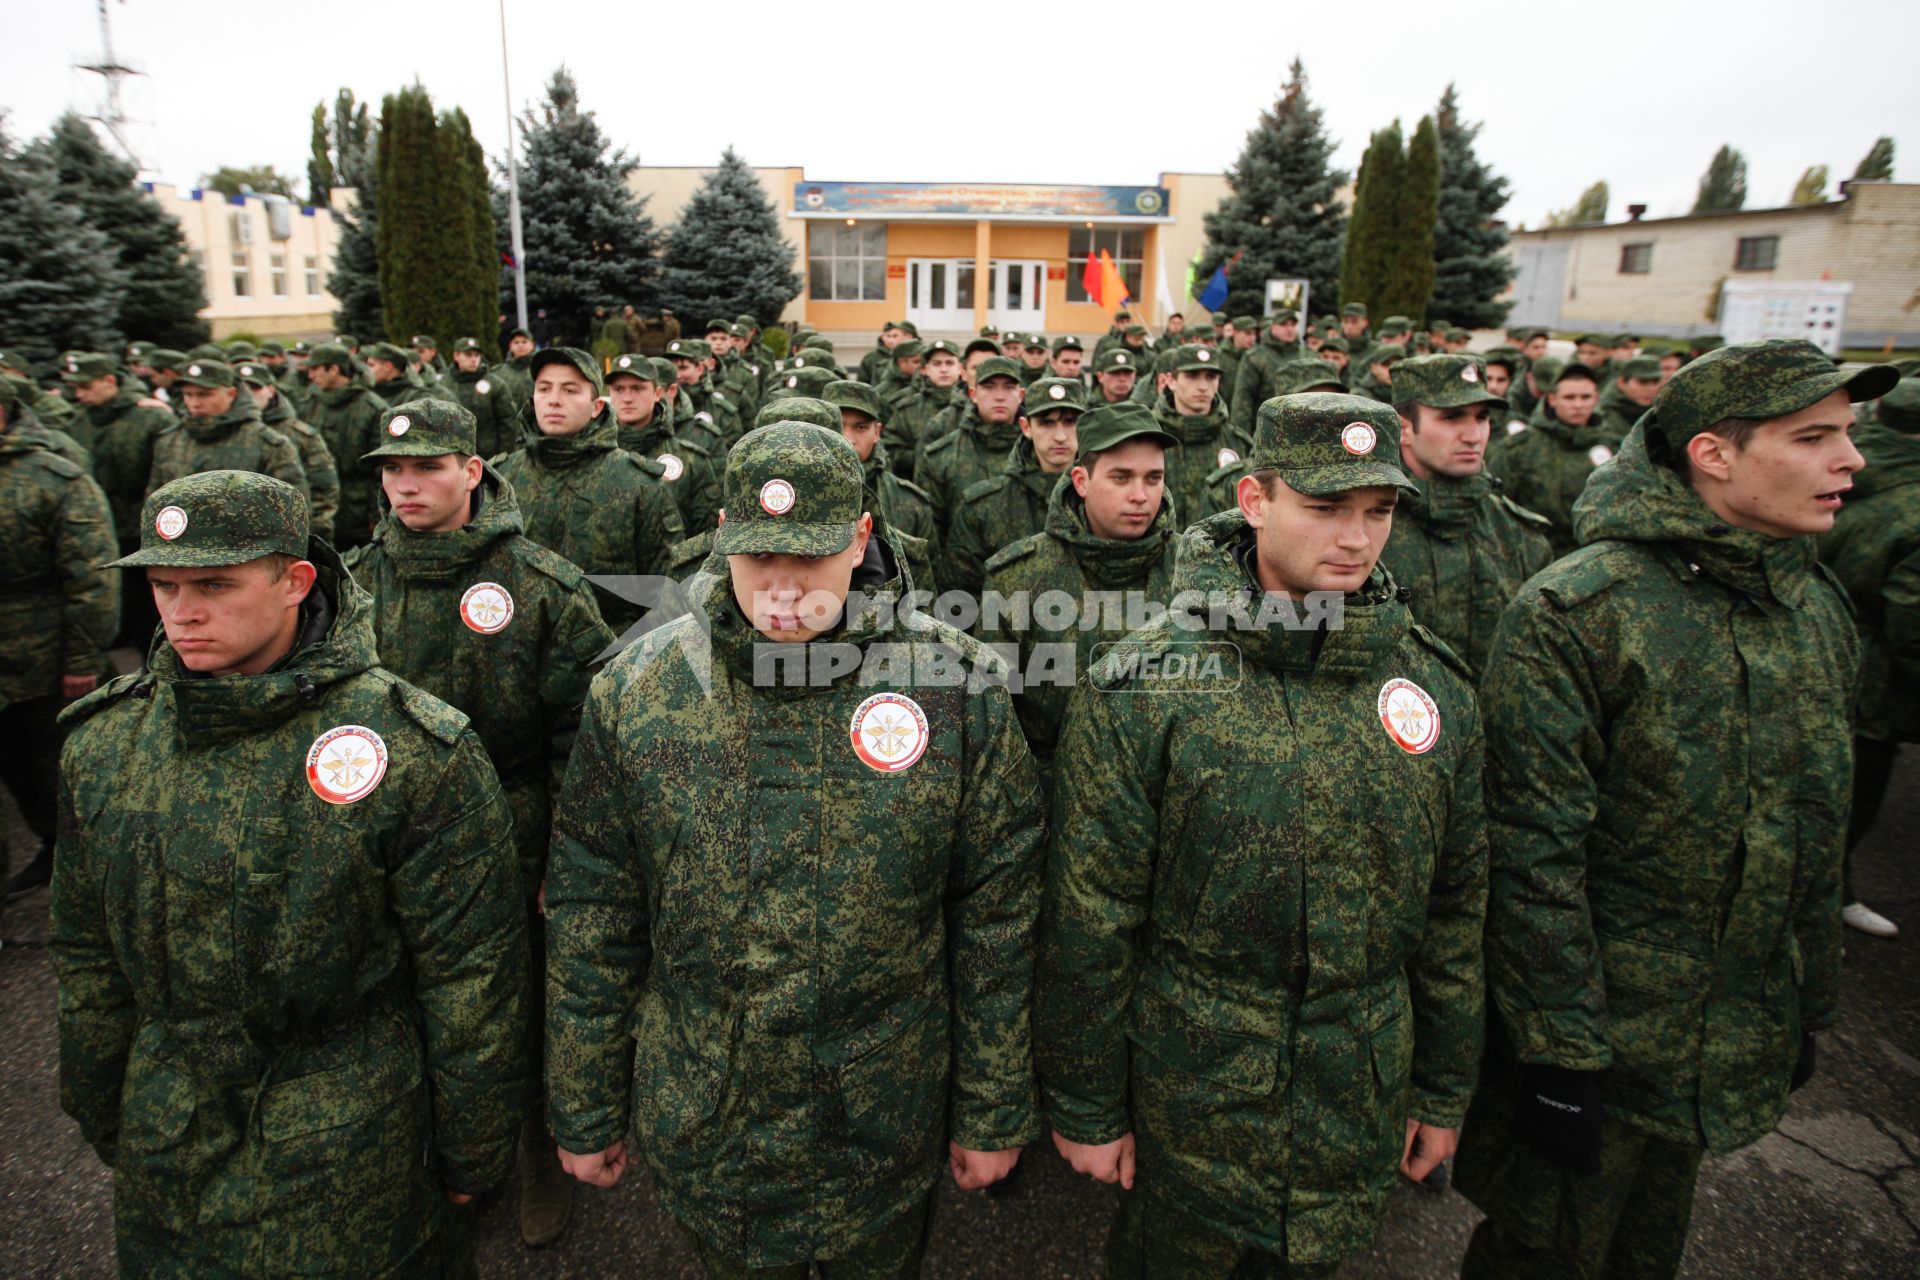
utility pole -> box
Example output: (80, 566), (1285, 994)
(499, 0), (529, 330)
(77, 0), (146, 169)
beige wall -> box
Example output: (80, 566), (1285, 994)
(150, 183), (348, 339)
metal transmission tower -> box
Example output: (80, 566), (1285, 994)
(76, 0), (147, 169)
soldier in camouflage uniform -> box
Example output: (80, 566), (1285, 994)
(441, 337), (518, 460)
(979, 403), (1179, 772)
(919, 355), (1028, 545)
(1048, 334), (1087, 386)
(1453, 341), (1892, 1280)
(1595, 354), (1663, 437)
(873, 339), (924, 413)
(1816, 376), (1920, 939)
(887, 339), (966, 481)
(1017, 333), (1052, 386)
(411, 334), (448, 381)
(366, 342), (434, 409)
(822, 379), (937, 553)
(60, 352), (169, 542)
(705, 320), (762, 424)
(0, 376), (118, 902)
(1203, 358), (1348, 518)
(1379, 355), (1553, 679)
(1226, 309), (1304, 435)
(1492, 363), (1615, 558)
(1089, 346), (1143, 407)
(145, 359), (307, 501)
(855, 319), (913, 385)
(607, 352), (722, 537)
(302, 342), (388, 549)
(665, 338), (745, 447)
(1041, 393), (1486, 1278)
(235, 360), (340, 544)
(346, 398), (614, 1246)
(545, 422), (1042, 1277)
(50, 470), (528, 1276)
(1150, 344), (1235, 527)
(944, 376), (1085, 600)
(493, 347), (686, 637)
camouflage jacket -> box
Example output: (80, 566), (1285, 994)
(669, 385), (728, 455)
(855, 340), (892, 385)
(682, 376), (743, 449)
(1377, 471), (1554, 680)
(146, 403), (306, 500)
(944, 439), (1058, 599)
(305, 383), (388, 548)
(979, 476), (1178, 768)
(49, 547), (527, 1275)
(545, 543), (1043, 1265)
(1489, 413), (1621, 558)
(719, 354), (765, 422)
(1595, 383), (1648, 438)
(863, 443), (937, 556)
(1227, 336), (1303, 432)
(918, 405), (1024, 544)
(1819, 420), (1920, 741)
(371, 373), (433, 409)
(491, 413), (687, 635)
(442, 367), (518, 461)
(0, 425), (118, 703)
(886, 380), (961, 481)
(1039, 510), (1486, 1265)
(618, 401), (723, 539)
(344, 470), (614, 894)
(259, 388), (340, 542)
(1154, 394), (1240, 527)
(1479, 427), (1855, 1153)
(72, 389), (171, 547)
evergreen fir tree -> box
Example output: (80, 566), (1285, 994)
(1196, 59), (1348, 320)
(655, 148), (801, 326)
(0, 119), (128, 365)
(1852, 136), (1895, 182)
(1428, 85), (1513, 330)
(324, 87), (382, 337)
(1384, 114), (1441, 324)
(1339, 121), (1405, 315)
(496, 67), (659, 346)
(1693, 145), (1749, 213)
(31, 113), (208, 349)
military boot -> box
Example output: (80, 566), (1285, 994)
(518, 1111), (573, 1247)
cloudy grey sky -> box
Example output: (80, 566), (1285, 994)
(5, 0), (1917, 228)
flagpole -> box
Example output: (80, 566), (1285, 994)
(499, 0), (529, 332)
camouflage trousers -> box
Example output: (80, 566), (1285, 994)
(1103, 1184), (1340, 1280)
(683, 1189), (934, 1279)
(1454, 1067), (1705, 1280)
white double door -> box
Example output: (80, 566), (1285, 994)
(906, 258), (1046, 332)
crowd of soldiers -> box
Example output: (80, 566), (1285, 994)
(2, 291), (1916, 1279)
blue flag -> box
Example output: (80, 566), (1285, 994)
(1196, 263), (1229, 312)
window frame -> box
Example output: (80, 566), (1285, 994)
(807, 222), (888, 303)
(1066, 226), (1145, 303)
(1618, 242), (1653, 274)
(1734, 235), (1779, 271)
(269, 249), (288, 297)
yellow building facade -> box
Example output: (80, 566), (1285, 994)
(144, 182), (350, 340)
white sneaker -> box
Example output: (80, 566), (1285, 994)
(1843, 902), (1900, 938)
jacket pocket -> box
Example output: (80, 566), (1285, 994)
(839, 997), (949, 1160)
(1368, 1009), (1415, 1174)
(631, 987), (731, 1154)
(1596, 932), (1702, 1105)
(1126, 985), (1284, 1190)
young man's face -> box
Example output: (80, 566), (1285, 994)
(1379, 331), (1408, 348)
(71, 375), (119, 407)
(454, 350), (484, 373)
(707, 332), (733, 357)
(1341, 315), (1367, 340)
(894, 355), (923, 378)
(306, 362), (349, 390)
(1322, 348), (1349, 372)
(840, 409), (883, 462)
(416, 345), (438, 365)
(1575, 342), (1606, 369)
(247, 383), (275, 412)
(1446, 335), (1471, 353)
(1270, 321), (1299, 344)
(1548, 378), (1598, 427)
(1691, 390), (1862, 540)
(924, 352), (962, 388)
(1233, 329), (1256, 351)
(1369, 362), (1394, 388)
(1021, 346), (1049, 369)
(1096, 370), (1137, 403)
(1022, 407), (1080, 474)
(1399, 404), (1492, 480)
(607, 374), (663, 425)
(670, 357), (703, 388)
(382, 453), (483, 533)
(880, 326), (906, 350)
(1171, 369), (1221, 416)
(368, 358), (403, 383)
(533, 363), (603, 435)
(1072, 439), (1165, 541)
(1051, 348), (1083, 378)
(149, 557), (316, 677)
(1484, 364), (1512, 397)
(728, 513), (874, 643)
(1659, 353), (1685, 384)
(971, 375), (1024, 425)
(1304, 332), (1323, 351)
(508, 335), (535, 358)
(1524, 334), (1549, 361)
(1238, 474), (1396, 597)
(182, 385), (239, 419)
(1001, 340), (1025, 360)
(1612, 343), (1637, 364)
(1620, 376), (1661, 408)
(1166, 317), (1185, 335)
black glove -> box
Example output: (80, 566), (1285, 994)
(1518, 1063), (1605, 1175)
(1790, 1033), (1816, 1092)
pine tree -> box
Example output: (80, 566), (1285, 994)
(1384, 114), (1441, 324)
(447, 108), (502, 359)
(1852, 136), (1895, 181)
(0, 119), (128, 366)
(1693, 145), (1748, 213)
(1429, 85), (1512, 329)
(1339, 121), (1406, 316)
(1196, 59), (1348, 320)
(375, 86), (437, 346)
(1791, 165), (1829, 205)
(655, 148), (801, 327)
(496, 67), (660, 346)
(325, 88), (382, 337)
(307, 103), (334, 206)
(30, 113), (208, 349)
(1545, 181), (1609, 227)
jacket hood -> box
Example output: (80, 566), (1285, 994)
(1044, 473), (1175, 589)
(1844, 421), (1920, 501)
(521, 409), (620, 468)
(368, 463), (525, 580)
(1400, 468), (1491, 535)
(1154, 394), (1229, 445)
(182, 398), (263, 442)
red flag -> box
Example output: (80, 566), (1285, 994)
(1082, 251), (1102, 306)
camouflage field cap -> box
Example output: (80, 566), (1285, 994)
(1612, 333), (1639, 346)
(506, 326), (532, 341)
(896, 320), (920, 337)
(1074, 401), (1176, 461)
(147, 348), (188, 373)
(753, 396), (838, 432)
(1552, 362), (1598, 387)
(923, 339), (963, 360)
(648, 357), (679, 385)
(791, 348), (843, 372)
(364, 341), (411, 367)
(1124, 323), (1150, 338)
(60, 352), (115, 384)
(1249, 393), (1414, 497)
(1318, 335), (1351, 355)
(224, 341), (259, 361)
(363, 398), (477, 459)
(1023, 333), (1046, 350)
(665, 338), (712, 363)
(335, 333), (360, 349)
(188, 343), (226, 361)
(529, 346), (606, 395)
(1392, 355), (1508, 411)
(1377, 316), (1413, 337)
(1188, 324), (1217, 341)
(1644, 339), (1899, 454)
(705, 318), (732, 335)
(1341, 303), (1369, 318)
(734, 313), (759, 329)
(1051, 334), (1085, 353)
(1528, 356), (1564, 388)
(1211, 310), (1229, 325)
(1368, 346), (1408, 368)
(233, 361), (275, 388)
(1876, 379), (1920, 433)
(257, 341), (286, 358)
(1026, 377), (1089, 413)
(769, 367), (838, 399)
(891, 339), (926, 362)
(1000, 331), (1025, 347)
(973, 355), (1024, 386)
(1272, 357), (1348, 397)
(1094, 348), (1143, 375)
(1688, 334), (1726, 355)
(1230, 315), (1259, 331)
(176, 359), (237, 389)
(1426, 318), (1452, 333)
(1151, 349), (1182, 377)
(287, 340), (312, 357)
(410, 334), (439, 350)
(606, 353), (658, 382)
(979, 325), (1000, 338)
(306, 342), (353, 371)
(823, 379), (884, 421)
(1576, 333), (1611, 348)
(127, 340), (157, 360)
(1446, 328), (1473, 343)
(1171, 344), (1226, 375)
(1616, 355), (1664, 382)
(730, 323), (753, 340)
(453, 337), (484, 354)
(108, 470), (310, 569)
(716, 422), (865, 557)
(1267, 309), (1300, 325)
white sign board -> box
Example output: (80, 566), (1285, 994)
(1718, 280), (1852, 356)
(1265, 279), (1310, 319)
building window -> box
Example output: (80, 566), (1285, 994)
(1066, 227), (1146, 303)
(807, 223), (887, 302)
(1734, 236), (1779, 271)
(269, 250), (287, 297)
(1619, 243), (1653, 274)
(304, 254), (320, 295)
(231, 249), (251, 298)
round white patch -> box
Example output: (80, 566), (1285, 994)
(657, 452), (685, 482)
(849, 692), (930, 773)
(476, 378), (491, 394)
(1114, 354), (1130, 366)
(306, 725), (390, 804)
(759, 478), (796, 515)
(1378, 678), (1442, 755)
(187, 364), (202, 377)
(154, 505), (189, 540)
(1217, 446), (1241, 468)
(1049, 383), (1068, 401)
(786, 375), (799, 389)
(1197, 349), (1213, 362)
(459, 581), (515, 635)
(1588, 444), (1615, 467)
(1506, 420), (1527, 436)
(1342, 422), (1378, 455)
(616, 356), (633, 370)
(1461, 364), (1480, 383)
(387, 415), (411, 436)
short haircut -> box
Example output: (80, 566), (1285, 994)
(1668, 417), (1761, 478)
(258, 552), (298, 581)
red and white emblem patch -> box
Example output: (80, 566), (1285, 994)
(1217, 446), (1240, 468)
(1588, 444), (1615, 467)
(850, 692), (929, 773)
(306, 725), (389, 804)
(459, 581), (514, 635)
(657, 453), (685, 482)
(1461, 364), (1480, 383)
(1342, 422), (1378, 455)
(1378, 678), (1441, 755)
(759, 478), (796, 515)
(154, 505), (189, 540)
(387, 415), (411, 436)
